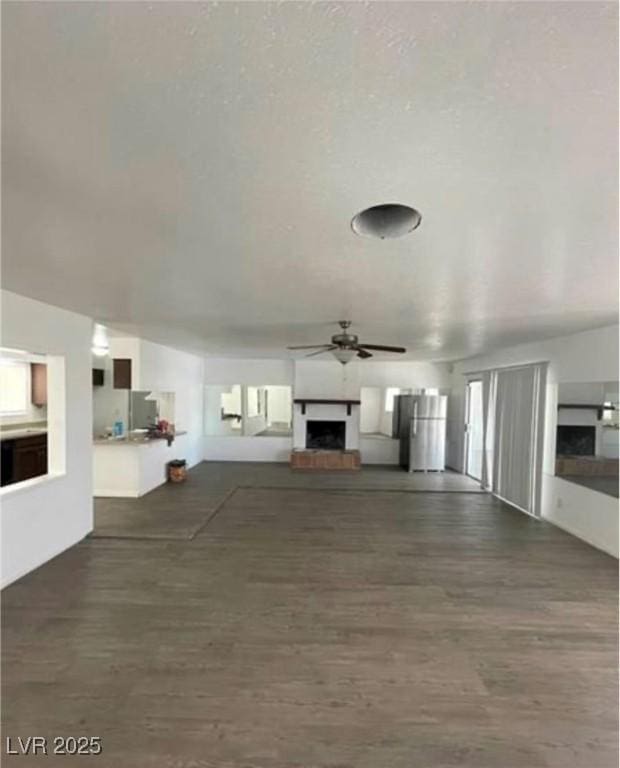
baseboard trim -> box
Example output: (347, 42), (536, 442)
(542, 516), (618, 558)
(94, 489), (140, 498)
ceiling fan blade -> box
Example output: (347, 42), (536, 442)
(287, 344), (332, 350)
(358, 343), (407, 354)
(305, 345), (337, 358)
(356, 348), (373, 359)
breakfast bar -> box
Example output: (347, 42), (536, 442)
(93, 432), (187, 498)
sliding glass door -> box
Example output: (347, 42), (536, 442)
(492, 364), (547, 516)
(465, 380), (483, 481)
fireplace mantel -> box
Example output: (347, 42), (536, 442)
(558, 403), (616, 421)
(293, 398), (361, 416)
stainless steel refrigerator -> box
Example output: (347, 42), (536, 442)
(393, 394), (447, 472)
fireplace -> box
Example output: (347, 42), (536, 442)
(556, 425), (595, 456)
(306, 420), (346, 450)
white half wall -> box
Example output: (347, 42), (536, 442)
(448, 324), (619, 557)
(1, 291), (93, 587)
(543, 475), (618, 558)
(360, 436), (400, 465)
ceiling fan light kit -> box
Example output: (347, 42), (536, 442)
(287, 206), (414, 364)
(332, 348), (358, 365)
(287, 321), (406, 365)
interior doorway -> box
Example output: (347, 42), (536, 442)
(465, 380), (483, 481)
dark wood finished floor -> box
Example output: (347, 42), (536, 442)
(92, 462), (483, 540)
(2, 463), (618, 767)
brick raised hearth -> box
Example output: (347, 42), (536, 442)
(290, 449), (361, 471)
(556, 455), (619, 477)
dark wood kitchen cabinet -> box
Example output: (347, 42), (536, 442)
(31, 363), (47, 407)
(3, 434), (48, 485)
(113, 359), (132, 389)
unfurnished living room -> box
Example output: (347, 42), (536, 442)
(1, 2), (618, 766)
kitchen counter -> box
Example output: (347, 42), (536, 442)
(93, 431), (190, 498)
(0, 427), (48, 442)
(93, 430), (186, 446)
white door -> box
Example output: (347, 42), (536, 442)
(465, 380), (483, 481)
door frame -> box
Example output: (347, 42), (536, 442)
(464, 378), (483, 480)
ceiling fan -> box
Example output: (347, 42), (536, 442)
(287, 321), (406, 365)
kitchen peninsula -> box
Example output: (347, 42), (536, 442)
(93, 431), (187, 498)
(92, 368), (185, 497)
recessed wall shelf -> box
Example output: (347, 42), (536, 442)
(293, 398), (361, 416)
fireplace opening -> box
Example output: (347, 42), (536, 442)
(306, 420), (346, 451)
(556, 425), (596, 456)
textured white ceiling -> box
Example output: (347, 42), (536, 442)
(2, 1), (617, 360)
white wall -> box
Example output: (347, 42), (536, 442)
(359, 360), (452, 391)
(360, 386), (382, 434)
(294, 360), (361, 400)
(265, 385), (291, 425)
(448, 324), (619, 557)
(137, 339), (205, 469)
(1, 291), (93, 587)
(203, 358), (293, 387)
(294, 359), (451, 398)
(92, 351), (129, 436)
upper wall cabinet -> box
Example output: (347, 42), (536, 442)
(31, 363), (47, 407)
(113, 359), (132, 390)
(92, 368), (104, 387)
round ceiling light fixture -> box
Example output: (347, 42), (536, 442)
(92, 323), (110, 357)
(351, 203), (422, 239)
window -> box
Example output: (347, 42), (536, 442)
(0, 362), (28, 415)
(384, 387), (401, 413)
